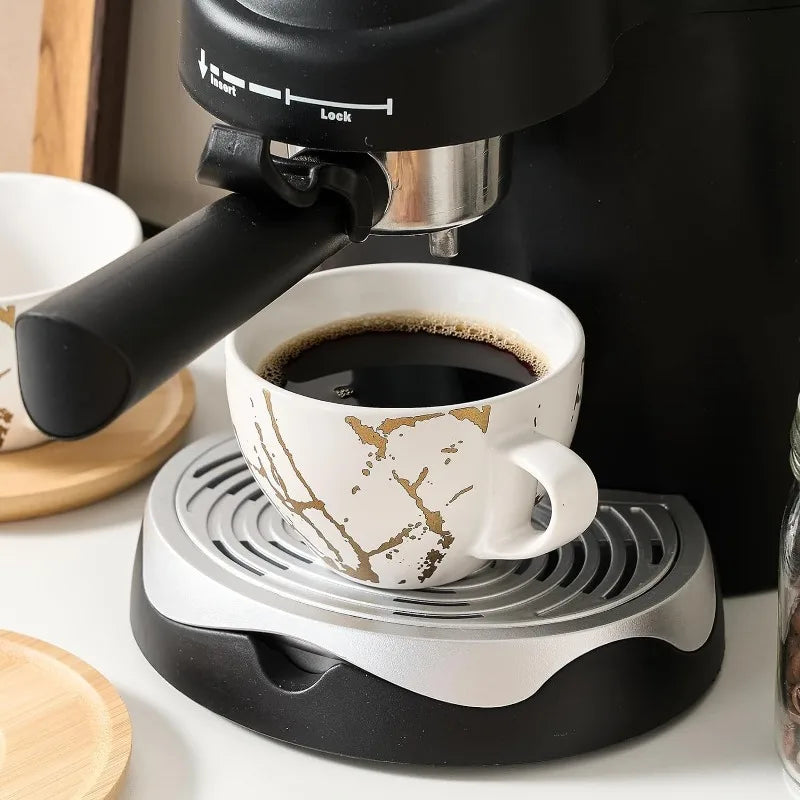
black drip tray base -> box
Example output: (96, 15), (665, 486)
(131, 538), (724, 766)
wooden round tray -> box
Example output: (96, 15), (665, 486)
(0, 631), (132, 799)
(0, 370), (194, 522)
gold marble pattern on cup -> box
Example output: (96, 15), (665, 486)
(0, 305), (15, 449)
(249, 389), (491, 585)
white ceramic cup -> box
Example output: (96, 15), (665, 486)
(227, 263), (598, 589)
(0, 173), (142, 451)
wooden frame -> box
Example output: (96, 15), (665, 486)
(32, 0), (133, 191)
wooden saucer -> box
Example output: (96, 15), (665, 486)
(0, 370), (194, 522)
(0, 631), (132, 800)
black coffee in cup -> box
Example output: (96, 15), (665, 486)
(259, 312), (547, 407)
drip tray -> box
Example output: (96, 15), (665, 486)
(132, 435), (724, 765)
(189, 454), (678, 627)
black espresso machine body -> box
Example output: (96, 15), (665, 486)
(329, 5), (800, 595)
(461, 11), (800, 596)
(16, 0), (800, 595)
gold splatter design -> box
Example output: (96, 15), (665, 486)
(445, 458), (451, 465)
(0, 306), (14, 328)
(419, 550), (445, 582)
(255, 391), (438, 584)
(253, 402), (356, 576)
(449, 405), (491, 433)
(392, 467), (455, 554)
(377, 413), (444, 435)
(367, 523), (416, 557)
(251, 393), (493, 584)
(0, 370), (11, 448)
(346, 410), (460, 464)
(345, 416), (387, 460)
(447, 485), (474, 506)
(0, 407), (12, 449)
(338, 405), (490, 581)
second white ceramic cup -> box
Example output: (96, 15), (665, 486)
(0, 173), (142, 452)
(228, 263), (598, 589)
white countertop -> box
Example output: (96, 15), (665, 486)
(0, 342), (793, 800)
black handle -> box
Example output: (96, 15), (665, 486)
(16, 192), (351, 439)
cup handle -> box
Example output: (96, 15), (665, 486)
(474, 430), (599, 561)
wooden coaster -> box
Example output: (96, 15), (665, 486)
(0, 370), (194, 522)
(0, 631), (132, 800)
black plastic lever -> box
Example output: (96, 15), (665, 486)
(16, 126), (389, 439)
(16, 193), (351, 439)
(197, 125), (385, 243)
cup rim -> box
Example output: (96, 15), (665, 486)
(226, 262), (585, 415)
(0, 173), (143, 304)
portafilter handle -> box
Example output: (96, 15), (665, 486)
(16, 130), (389, 439)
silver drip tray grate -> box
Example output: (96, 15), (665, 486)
(161, 437), (680, 629)
(141, 435), (716, 707)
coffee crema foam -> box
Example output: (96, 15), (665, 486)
(259, 311), (549, 387)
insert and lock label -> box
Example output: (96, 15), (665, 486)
(198, 48), (393, 124)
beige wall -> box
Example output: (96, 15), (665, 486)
(0, 0), (44, 172)
(0, 0), (229, 225)
(117, 0), (224, 225)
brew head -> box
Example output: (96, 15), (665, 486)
(179, 0), (626, 252)
(288, 138), (512, 257)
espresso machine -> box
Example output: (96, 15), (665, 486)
(15, 0), (800, 764)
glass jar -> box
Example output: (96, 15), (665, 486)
(778, 405), (800, 782)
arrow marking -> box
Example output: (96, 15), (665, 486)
(198, 48), (208, 79)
